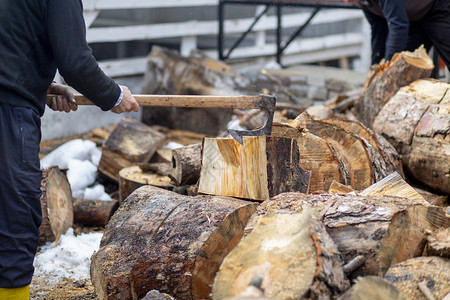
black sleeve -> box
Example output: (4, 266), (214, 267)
(46, 0), (120, 111)
(376, 0), (409, 60)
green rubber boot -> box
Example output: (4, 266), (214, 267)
(0, 285), (29, 300)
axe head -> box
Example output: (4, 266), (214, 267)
(229, 94), (276, 144)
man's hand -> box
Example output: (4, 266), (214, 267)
(47, 82), (78, 112)
(111, 86), (140, 114)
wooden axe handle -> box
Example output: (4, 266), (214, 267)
(47, 94), (270, 110)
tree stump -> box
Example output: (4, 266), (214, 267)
(247, 192), (447, 278)
(72, 198), (119, 227)
(198, 136), (310, 201)
(357, 45), (434, 128)
(338, 276), (405, 300)
(384, 256), (450, 300)
(373, 79), (450, 194)
(118, 165), (174, 202)
(39, 167), (73, 245)
(98, 117), (166, 182)
(90, 186), (257, 300)
(171, 143), (202, 186)
(212, 211), (349, 300)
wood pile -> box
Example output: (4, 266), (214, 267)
(36, 46), (449, 300)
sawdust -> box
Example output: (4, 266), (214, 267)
(30, 277), (98, 300)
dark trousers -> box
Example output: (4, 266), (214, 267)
(0, 103), (42, 288)
(365, 0), (450, 70)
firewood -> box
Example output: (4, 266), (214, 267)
(425, 228), (450, 258)
(118, 165), (174, 202)
(72, 198), (119, 227)
(384, 256), (450, 300)
(198, 136), (310, 201)
(357, 45), (434, 128)
(271, 123), (344, 193)
(323, 119), (403, 181)
(171, 143), (202, 186)
(212, 211), (349, 300)
(338, 276), (405, 300)
(299, 114), (374, 190)
(138, 162), (172, 177)
(247, 192), (448, 278)
(90, 185), (257, 300)
(98, 117), (166, 182)
(373, 79), (450, 194)
(359, 172), (428, 204)
(328, 180), (354, 194)
(39, 167), (73, 245)
(413, 187), (448, 207)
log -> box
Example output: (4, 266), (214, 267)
(98, 117), (166, 182)
(338, 276), (405, 300)
(90, 185), (257, 300)
(373, 79), (450, 194)
(328, 180), (354, 194)
(247, 192), (448, 278)
(39, 167), (73, 245)
(271, 123), (344, 193)
(357, 45), (434, 128)
(384, 256), (450, 300)
(171, 143), (202, 186)
(298, 113), (374, 190)
(118, 165), (174, 202)
(212, 211), (349, 300)
(198, 136), (310, 201)
(425, 228), (450, 258)
(72, 198), (119, 227)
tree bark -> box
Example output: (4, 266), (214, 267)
(373, 79), (450, 194)
(39, 167), (73, 245)
(198, 136), (310, 201)
(98, 117), (166, 182)
(171, 143), (202, 186)
(357, 46), (434, 128)
(212, 211), (349, 300)
(90, 185), (257, 300)
(384, 256), (450, 300)
(248, 192), (447, 279)
(73, 198), (119, 227)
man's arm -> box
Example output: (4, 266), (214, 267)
(45, 0), (135, 112)
(376, 0), (409, 60)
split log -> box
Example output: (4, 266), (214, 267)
(72, 198), (119, 227)
(118, 165), (174, 202)
(357, 45), (434, 128)
(373, 79), (450, 194)
(298, 114), (374, 190)
(198, 136), (310, 201)
(171, 143), (202, 186)
(425, 228), (450, 258)
(138, 162), (173, 177)
(328, 180), (354, 194)
(247, 192), (448, 278)
(39, 167), (73, 245)
(384, 256), (450, 300)
(98, 117), (166, 182)
(271, 124), (344, 193)
(90, 185), (257, 300)
(338, 276), (405, 300)
(212, 211), (349, 300)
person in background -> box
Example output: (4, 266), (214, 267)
(344, 0), (449, 71)
(0, 1), (140, 298)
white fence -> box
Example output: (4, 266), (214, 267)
(82, 0), (371, 78)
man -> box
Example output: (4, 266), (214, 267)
(345, 0), (449, 69)
(0, 1), (140, 298)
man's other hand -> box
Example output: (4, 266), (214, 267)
(47, 82), (78, 112)
(111, 86), (140, 114)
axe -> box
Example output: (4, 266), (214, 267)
(46, 94), (276, 144)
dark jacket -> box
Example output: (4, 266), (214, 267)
(0, 0), (120, 116)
